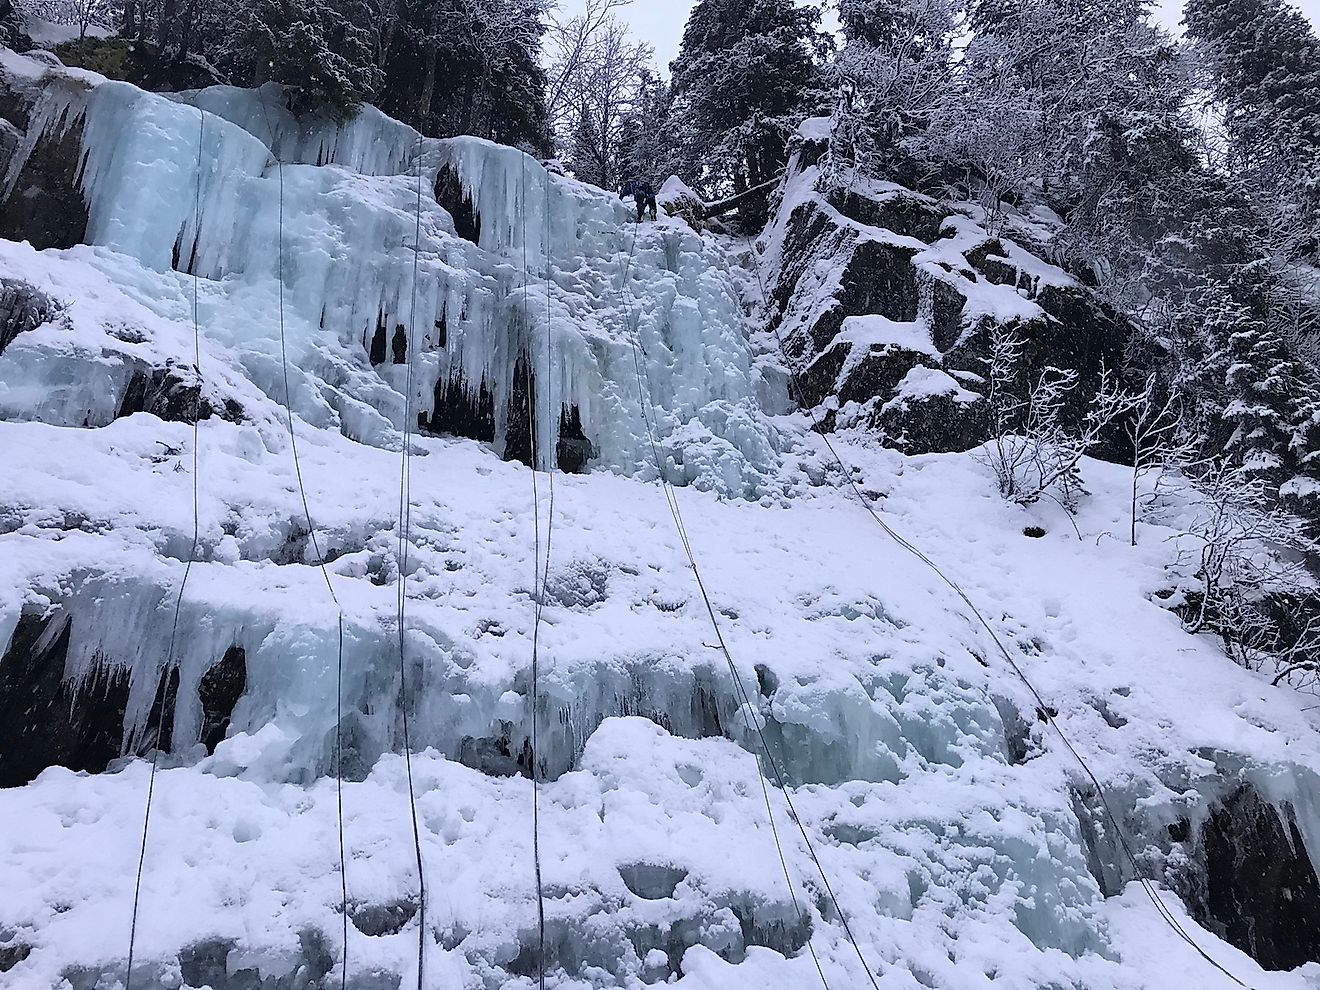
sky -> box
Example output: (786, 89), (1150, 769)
(554, 0), (1320, 71)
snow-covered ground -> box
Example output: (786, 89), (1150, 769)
(1, 52), (1319, 990)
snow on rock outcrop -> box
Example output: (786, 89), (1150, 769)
(0, 52), (1319, 990)
(760, 117), (1131, 454)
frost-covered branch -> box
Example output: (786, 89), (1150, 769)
(1125, 377), (1198, 546)
(981, 324), (1140, 513)
(19, 0), (120, 39)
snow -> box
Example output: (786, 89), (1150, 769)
(796, 116), (833, 142)
(882, 366), (981, 409)
(21, 17), (114, 48)
(838, 315), (940, 359)
(658, 176), (701, 208)
(1, 54), (1320, 990)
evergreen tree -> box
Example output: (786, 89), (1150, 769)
(669, 0), (822, 205)
(1221, 310), (1317, 480)
(371, 0), (549, 148)
(616, 70), (674, 185)
(567, 103), (605, 186)
(831, 0), (959, 181)
(1186, 0), (1320, 214)
(220, 0), (382, 116)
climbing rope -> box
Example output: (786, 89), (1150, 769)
(519, 152), (555, 990)
(254, 94), (351, 990)
(739, 233), (1255, 989)
(616, 220), (882, 990)
(398, 127), (429, 990)
(124, 104), (208, 990)
(250, 91), (351, 990)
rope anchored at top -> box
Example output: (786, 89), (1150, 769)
(740, 228), (1256, 990)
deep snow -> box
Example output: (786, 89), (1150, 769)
(0, 52), (1319, 990)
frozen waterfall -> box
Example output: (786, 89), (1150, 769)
(2, 50), (1320, 990)
(2, 69), (784, 494)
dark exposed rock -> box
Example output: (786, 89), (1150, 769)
(1070, 787), (1127, 898)
(199, 645), (247, 754)
(0, 62), (30, 134)
(0, 610), (130, 788)
(0, 277), (56, 355)
(927, 274), (966, 353)
(875, 381), (988, 456)
(839, 345), (928, 406)
(174, 928), (333, 990)
(503, 351), (536, 466)
(826, 186), (946, 243)
(350, 900), (418, 937)
(767, 164), (1136, 458)
(795, 339), (850, 408)
(116, 362), (243, 424)
(178, 938), (233, 990)
(0, 940), (32, 973)
(368, 313), (388, 365)
(422, 370), (496, 443)
(502, 352), (598, 473)
(0, 116), (19, 185)
(0, 85), (89, 251)
(329, 709), (385, 782)
(843, 240), (921, 324)
(1198, 783), (1320, 970)
(556, 405), (596, 474)
(459, 728), (531, 780)
(434, 164), (480, 244)
(140, 663), (180, 754)
(620, 864), (688, 900)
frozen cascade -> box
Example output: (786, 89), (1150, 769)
(2, 65), (783, 492)
(1, 53), (1320, 990)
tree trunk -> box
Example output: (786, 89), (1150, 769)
(379, 11), (397, 70)
(703, 172), (784, 218)
(177, 0), (193, 61)
(418, 42), (438, 127)
(158, 0), (176, 50)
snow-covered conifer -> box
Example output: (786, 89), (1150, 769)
(668, 0), (823, 209)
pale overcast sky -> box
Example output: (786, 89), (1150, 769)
(554, 0), (1320, 72)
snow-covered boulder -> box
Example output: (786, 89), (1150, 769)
(762, 132), (1132, 452)
(876, 366), (988, 455)
(658, 174), (705, 230)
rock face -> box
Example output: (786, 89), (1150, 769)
(1197, 783), (1320, 970)
(116, 361), (244, 424)
(0, 68), (90, 251)
(0, 611), (129, 788)
(763, 120), (1132, 455)
(0, 276), (54, 354)
(0, 605), (249, 786)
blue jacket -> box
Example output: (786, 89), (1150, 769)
(621, 179), (655, 200)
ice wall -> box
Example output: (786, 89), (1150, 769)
(4, 71), (781, 493)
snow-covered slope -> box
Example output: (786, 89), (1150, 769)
(1, 52), (1319, 990)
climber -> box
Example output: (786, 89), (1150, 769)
(620, 178), (658, 223)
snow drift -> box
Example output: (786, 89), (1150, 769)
(0, 50), (1318, 990)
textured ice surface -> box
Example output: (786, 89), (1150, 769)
(1, 54), (1320, 990)
(3, 68), (781, 492)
